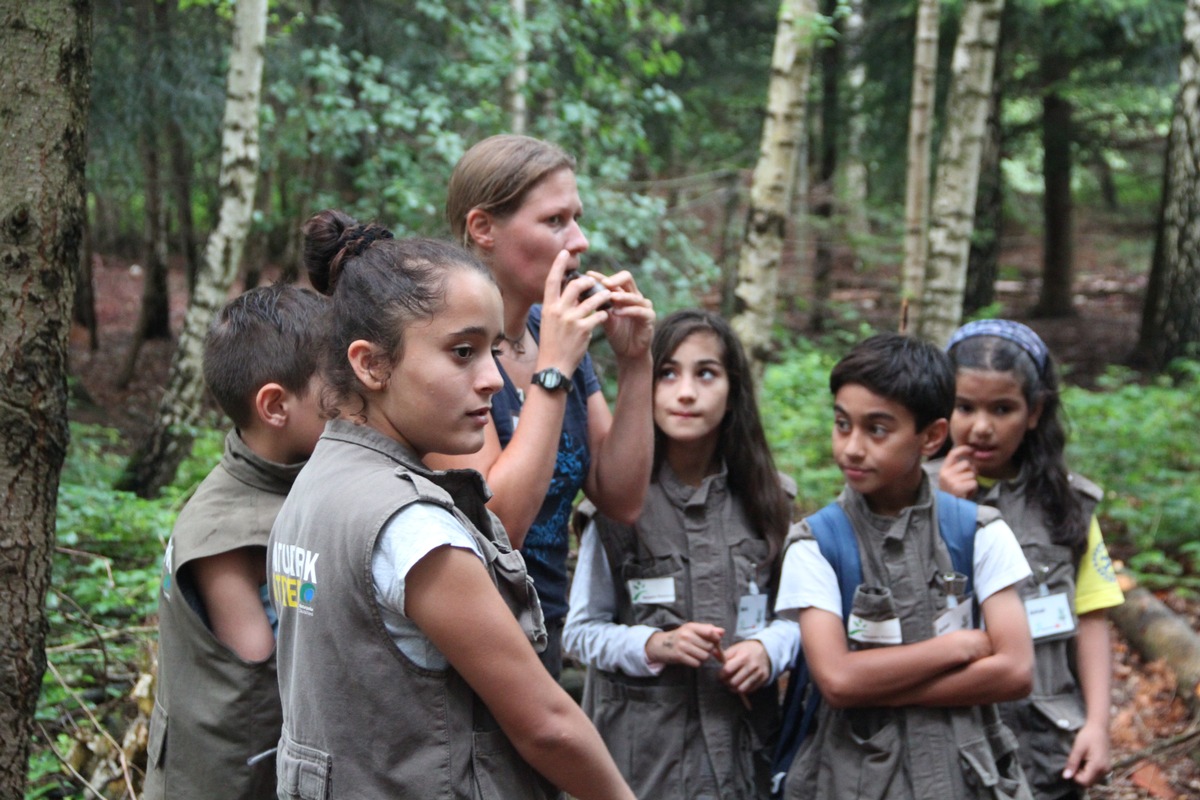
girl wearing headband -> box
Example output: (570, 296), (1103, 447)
(929, 319), (1124, 800)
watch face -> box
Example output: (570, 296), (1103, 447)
(535, 368), (567, 391)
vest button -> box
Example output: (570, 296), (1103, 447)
(1057, 718), (1071, 729)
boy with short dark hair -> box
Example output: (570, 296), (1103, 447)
(774, 333), (1035, 800)
(144, 283), (327, 800)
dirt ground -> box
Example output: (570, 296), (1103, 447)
(67, 215), (1200, 799)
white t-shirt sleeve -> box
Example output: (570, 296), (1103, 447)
(748, 617), (801, 682)
(563, 522), (663, 677)
(372, 501), (484, 617)
(972, 518), (1032, 604)
(774, 537), (843, 620)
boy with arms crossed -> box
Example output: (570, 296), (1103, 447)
(774, 333), (1035, 800)
(144, 284), (327, 800)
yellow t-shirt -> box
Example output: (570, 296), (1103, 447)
(974, 477), (1125, 616)
(1075, 515), (1124, 616)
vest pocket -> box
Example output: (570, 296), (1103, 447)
(958, 720), (1028, 799)
(276, 733), (332, 800)
(491, 548), (548, 652)
(147, 701), (167, 770)
(619, 555), (687, 630)
(818, 710), (907, 800)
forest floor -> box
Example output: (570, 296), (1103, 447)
(67, 211), (1200, 799)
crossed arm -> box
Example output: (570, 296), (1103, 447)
(799, 585), (1033, 709)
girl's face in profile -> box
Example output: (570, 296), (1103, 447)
(653, 331), (729, 450)
(362, 269), (505, 460)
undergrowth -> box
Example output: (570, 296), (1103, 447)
(27, 353), (1199, 797)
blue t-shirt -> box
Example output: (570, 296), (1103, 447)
(490, 305), (601, 621)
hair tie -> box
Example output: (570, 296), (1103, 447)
(947, 319), (1049, 374)
(343, 224), (394, 259)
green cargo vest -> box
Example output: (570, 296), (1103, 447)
(784, 482), (1032, 800)
(929, 460), (1102, 800)
(584, 463), (787, 799)
(269, 420), (557, 799)
(145, 431), (300, 800)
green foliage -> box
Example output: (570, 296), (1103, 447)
(1063, 363), (1200, 589)
(30, 424), (224, 799)
(760, 340), (844, 514)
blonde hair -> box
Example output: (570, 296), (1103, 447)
(446, 134), (576, 247)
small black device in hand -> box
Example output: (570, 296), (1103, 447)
(563, 269), (613, 311)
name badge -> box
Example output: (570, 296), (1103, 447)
(847, 614), (902, 645)
(736, 593), (768, 638)
(934, 596), (973, 637)
(627, 576), (676, 605)
(1024, 592), (1075, 639)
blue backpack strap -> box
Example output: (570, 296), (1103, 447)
(935, 491), (977, 596)
(808, 503), (862, 623)
(770, 502), (862, 797)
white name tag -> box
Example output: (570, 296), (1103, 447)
(847, 614), (902, 645)
(736, 593), (769, 637)
(627, 576), (676, 605)
(934, 597), (973, 637)
(1025, 592), (1075, 639)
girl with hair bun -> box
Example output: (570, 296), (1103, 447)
(268, 210), (635, 800)
(432, 135), (657, 678)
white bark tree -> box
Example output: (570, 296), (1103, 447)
(842, 0), (870, 240)
(899, 0), (941, 328)
(508, 0), (529, 134)
(1136, 0), (1200, 369)
(118, 0), (268, 497)
(0, 1), (90, 791)
(731, 0), (819, 373)
(919, 0), (1007, 345)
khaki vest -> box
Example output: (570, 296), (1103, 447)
(934, 461), (1102, 800)
(785, 481), (1032, 800)
(585, 464), (784, 799)
(145, 431), (300, 800)
(269, 420), (556, 799)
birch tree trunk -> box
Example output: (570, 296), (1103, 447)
(508, 0), (529, 135)
(919, 0), (1006, 345)
(842, 0), (870, 240)
(1136, 0), (1200, 369)
(731, 0), (818, 373)
(0, 1), (90, 791)
(117, 0), (267, 497)
(899, 0), (940, 328)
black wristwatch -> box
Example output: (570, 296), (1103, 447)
(531, 367), (573, 394)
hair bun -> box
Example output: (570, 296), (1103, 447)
(340, 224), (395, 260)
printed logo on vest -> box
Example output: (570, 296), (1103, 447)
(273, 543), (320, 617)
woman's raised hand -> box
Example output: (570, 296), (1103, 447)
(535, 249), (613, 374)
(589, 268), (654, 363)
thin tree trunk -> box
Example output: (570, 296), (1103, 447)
(1035, 3), (1075, 318)
(117, 0), (268, 497)
(899, 0), (940, 328)
(158, 0), (200, 293)
(920, 0), (1006, 345)
(0, 2), (90, 791)
(842, 0), (870, 241)
(508, 0), (528, 135)
(811, 0), (841, 333)
(732, 0), (819, 375)
(119, 0), (172, 388)
(964, 33), (1005, 316)
(1135, 0), (1200, 369)
(73, 214), (99, 351)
